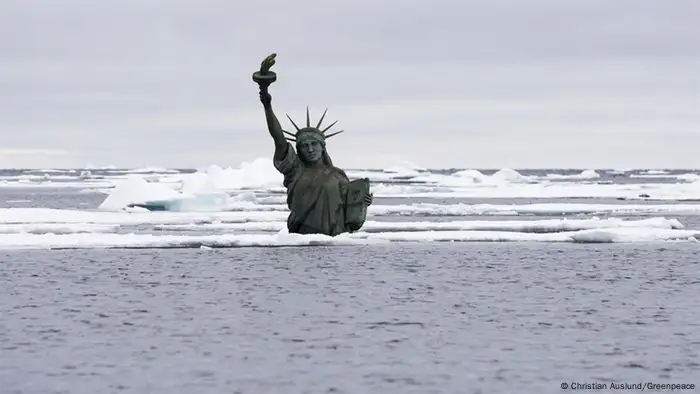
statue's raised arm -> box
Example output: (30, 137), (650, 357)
(253, 53), (288, 162)
(250, 52), (373, 238)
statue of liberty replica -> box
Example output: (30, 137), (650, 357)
(252, 53), (373, 236)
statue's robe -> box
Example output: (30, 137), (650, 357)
(274, 143), (351, 236)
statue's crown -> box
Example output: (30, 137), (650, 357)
(283, 107), (344, 142)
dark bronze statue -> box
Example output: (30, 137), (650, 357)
(252, 53), (373, 236)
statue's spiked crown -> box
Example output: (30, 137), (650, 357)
(283, 107), (344, 143)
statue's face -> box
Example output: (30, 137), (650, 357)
(298, 138), (323, 163)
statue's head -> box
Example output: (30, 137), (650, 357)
(283, 108), (345, 165)
(296, 128), (325, 163)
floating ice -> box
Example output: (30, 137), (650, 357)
(0, 226), (696, 250)
(640, 170), (669, 175)
(368, 203), (700, 217)
(24, 169), (75, 174)
(0, 224), (119, 235)
(0, 208), (289, 225)
(118, 167), (180, 174)
(350, 228), (699, 244)
(544, 169), (600, 180)
(2, 162), (700, 250)
(381, 164), (424, 178)
(408, 168), (534, 187)
(490, 168), (532, 183)
(0, 202), (696, 250)
(4, 204), (700, 229)
(4, 203), (700, 229)
(451, 169), (488, 183)
(199, 161), (284, 190)
(2, 160), (700, 202)
(676, 174), (700, 182)
(152, 217), (684, 233)
(98, 175), (180, 210)
(0, 179), (114, 189)
(4, 199), (32, 204)
(97, 174), (230, 212)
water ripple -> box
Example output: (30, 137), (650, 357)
(1, 243), (699, 393)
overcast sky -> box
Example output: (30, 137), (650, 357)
(1, 0), (698, 169)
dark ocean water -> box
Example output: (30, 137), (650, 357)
(2, 244), (699, 394)
(1, 169), (700, 393)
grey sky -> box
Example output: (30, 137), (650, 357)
(1, 0), (698, 169)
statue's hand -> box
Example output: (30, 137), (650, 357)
(364, 192), (373, 206)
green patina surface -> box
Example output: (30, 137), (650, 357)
(252, 53), (373, 236)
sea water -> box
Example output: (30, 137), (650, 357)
(1, 165), (699, 393)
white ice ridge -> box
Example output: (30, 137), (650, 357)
(0, 210), (694, 248)
(369, 182), (700, 200)
(4, 204), (700, 227)
(85, 171), (700, 213)
(151, 217), (684, 233)
(86, 165), (700, 211)
(0, 227), (697, 250)
(4, 161), (700, 202)
(0, 224), (119, 235)
(543, 169), (600, 180)
(368, 203), (700, 216)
